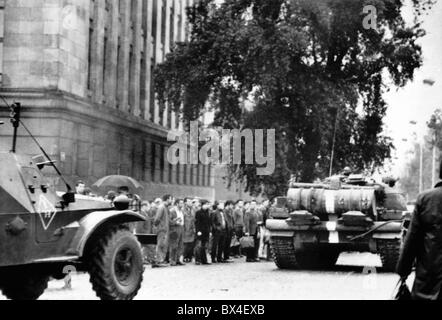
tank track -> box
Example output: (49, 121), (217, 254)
(270, 237), (299, 269)
(377, 239), (401, 272)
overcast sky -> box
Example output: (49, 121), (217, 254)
(385, 0), (442, 175)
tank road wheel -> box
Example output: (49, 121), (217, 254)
(378, 239), (401, 272)
(0, 271), (49, 300)
(270, 237), (298, 269)
(87, 226), (144, 300)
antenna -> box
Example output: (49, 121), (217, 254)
(0, 95), (73, 192)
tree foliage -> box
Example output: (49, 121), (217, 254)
(155, 0), (433, 198)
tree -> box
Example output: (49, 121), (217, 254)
(155, 0), (433, 198)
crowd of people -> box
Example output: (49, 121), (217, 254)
(135, 195), (273, 267)
(75, 180), (273, 267)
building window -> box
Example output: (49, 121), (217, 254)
(161, 0), (167, 45)
(160, 145), (165, 183)
(150, 62), (155, 121)
(103, 28), (108, 99)
(128, 44), (134, 113)
(87, 22), (94, 91)
(152, 0), (158, 39)
(87, 0), (96, 92)
(168, 105), (172, 129)
(202, 165), (206, 187)
(170, 1), (175, 49)
(207, 165), (212, 187)
(177, 163), (181, 185)
(169, 163), (173, 184)
(140, 0), (148, 118)
(116, 43), (121, 109)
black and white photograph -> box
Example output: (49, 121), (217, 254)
(0, 0), (441, 307)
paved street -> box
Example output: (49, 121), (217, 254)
(0, 252), (414, 300)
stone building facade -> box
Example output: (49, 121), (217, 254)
(0, 0), (215, 200)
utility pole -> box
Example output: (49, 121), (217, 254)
(410, 121), (423, 193)
(423, 78), (437, 187)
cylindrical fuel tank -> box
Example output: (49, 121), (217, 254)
(287, 187), (376, 217)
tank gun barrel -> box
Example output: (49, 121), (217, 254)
(289, 182), (379, 190)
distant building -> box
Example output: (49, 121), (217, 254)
(0, 0), (215, 200)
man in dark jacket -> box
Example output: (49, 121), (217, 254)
(195, 200), (212, 265)
(244, 200), (260, 262)
(211, 202), (228, 263)
(397, 164), (442, 300)
(223, 201), (235, 262)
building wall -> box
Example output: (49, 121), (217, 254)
(0, 0), (215, 201)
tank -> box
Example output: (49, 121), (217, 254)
(266, 175), (409, 271)
(0, 102), (156, 300)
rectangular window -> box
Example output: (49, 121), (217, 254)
(87, 0), (95, 90)
(131, 0), (137, 26)
(152, 0), (158, 39)
(129, 44), (134, 113)
(183, 164), (187, 185)
(103, 28), (108, 99)
(169, 163), (173, 184)
(168, 105), (172, 129)
(170, 1), (175, 49)
(207, 166), (212, 186)
(140, 0), (148, 118)
(151, 142), (156, 182)
(150, 62), (155, 121)
(87, 16), (94, 91)
(161, 0), (167, 45)
(160, 145), (165, 183)
(116, 43), (121, 109)
(177, 163), (181, 185)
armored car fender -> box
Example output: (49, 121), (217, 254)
(67, 210), (147, 257)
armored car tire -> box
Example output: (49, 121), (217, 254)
(87, 226), (144, 300)
(377, 238), (401, 272)
(0, 269), (49, 300)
